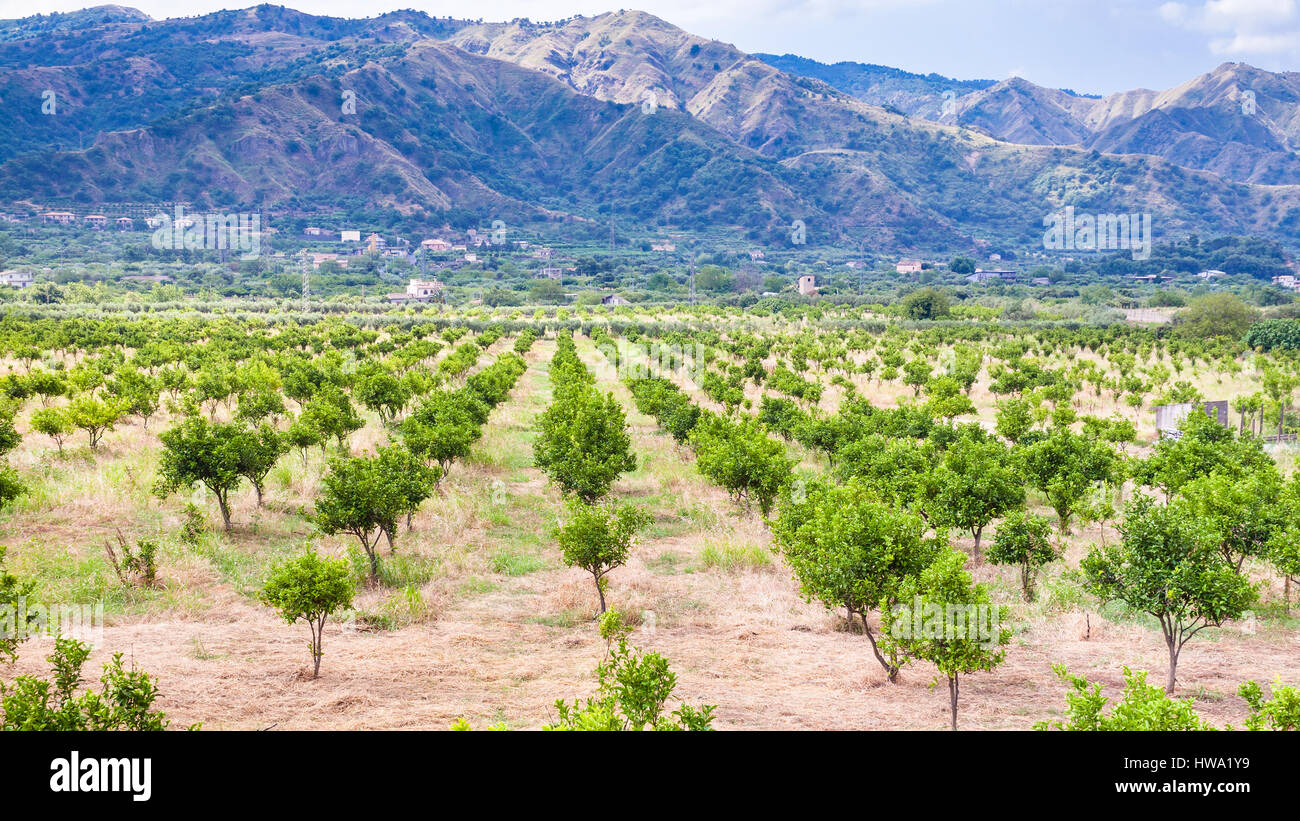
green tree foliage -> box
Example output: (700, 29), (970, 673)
(772, 479), (938, 682)
(545, 610), (714, 731)
(234, 424), (286, 507)
(296, 385), (363, 450)
(1173, 293), (1259, 340)
(401, 389), (487, 476)
(1082, 495), (1256, 693)
(901, 358), (932, 396)
(881, 549), (1010, 730)
(688, 413), (792, 516)
(155, 415), (246, 530)
(354, 363), (411, 425)
(995, 397), (1034, 444)
(0, 402), (24, 511)
(901, 287), (951, 320)
(553, 500), (648, 613)
(1035, 666), (1214, 731)
(930, 431), (1024, 558)
(1238, 679), (1300, 731)
(948, 256), (976, 275)
(67, 395), (127, 450)
(987, 510), (1058, 601)
(0, 637), (175, 731)
(534, 342), (636, 503)
(1244, 318), (1300, 351)
(628, 377), (701, 445)
(1134, 409), (1272, 498)
(30, 407), (73, 454)
(1018, 428), (1119, 534)
(104, 366), (159, 428)
(1175, 469), (1283, 572)
(757, 395), (805, 441)
(314, 447), (437, 582)
(1269, 474), (1300, 610)
(260, 551), (356, 678)
(0, 546), (36, 663)
(923, 375), (976, 420)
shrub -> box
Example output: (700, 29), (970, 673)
(0, 637), (178, 730)
(260, 551), (356, 678)
(545, 610), (714, 731)
(1035, 666), (1213, 731)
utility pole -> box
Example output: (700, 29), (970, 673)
(299, 251), (310, 312)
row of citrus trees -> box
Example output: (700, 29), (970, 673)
(582, 327), (1300, 730)
(0, 327), (540, 726)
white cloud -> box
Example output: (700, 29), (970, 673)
(1160, 0), (1300, 55)
(1158, 2), (1190, 23)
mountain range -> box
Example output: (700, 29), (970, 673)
(1, 5), (1298, 254)
(756, 53), (1300, 186)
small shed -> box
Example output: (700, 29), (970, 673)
(1154, 400), (1229, 439)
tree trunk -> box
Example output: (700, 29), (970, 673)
(948, 674), (959, 731)
(311, 618), (323, 678)
(595, 574), (607, 613)
(860, 613), (899, 683)
(972, 526), (983, 562)
(217, 495), (231, 531)
(362, 535), (380, 583)
(1165, 634), (1179, 694)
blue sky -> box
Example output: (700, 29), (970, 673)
(4, 0), (1298, 95)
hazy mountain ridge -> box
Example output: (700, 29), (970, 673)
(766, 53), (1300, 185)
(0, 5), (1298, 252)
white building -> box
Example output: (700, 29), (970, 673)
(387, 278), (443, 303)
(0, 270), (34, 289)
